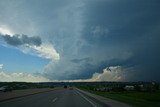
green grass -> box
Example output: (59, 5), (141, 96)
(79, 87), (160, 107)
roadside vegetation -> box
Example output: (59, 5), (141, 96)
(0, 82), (54, 91)
(78, 82), (160, 107)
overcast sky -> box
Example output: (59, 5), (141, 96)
(0, 0), (160, 82)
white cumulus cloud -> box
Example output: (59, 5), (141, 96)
(23, 43), (60, 61)
(0, 64), (3, 69)
(90, 66), (125, 81)
(0, 71), (50, 82)
(0, 27), (14, 36)
(60, 66), (126, 82)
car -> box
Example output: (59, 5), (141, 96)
(64, 85), (67, 88)
(0, 86), (12, 92)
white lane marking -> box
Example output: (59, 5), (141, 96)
(52, 98), (58, 102)
(74, 91), (78, 95)
(75, 90), (97, 107)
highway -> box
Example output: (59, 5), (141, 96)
(0, 88), (107, 107)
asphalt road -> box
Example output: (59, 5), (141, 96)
(0, 88), (107, 107)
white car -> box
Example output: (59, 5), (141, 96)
(0, 86), (12, 92)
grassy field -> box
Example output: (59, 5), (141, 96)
(79, 87), (160, 107)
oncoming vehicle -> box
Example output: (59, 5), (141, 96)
(64, 85), (67, 88)
(0, 86), (12, 92)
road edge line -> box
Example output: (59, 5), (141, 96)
(75, 90), (97, 107)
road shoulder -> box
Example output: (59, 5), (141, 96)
(76, 88), (131, 107)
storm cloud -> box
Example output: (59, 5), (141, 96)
(0, 0), (160, 81)
(41, 0), (160, 81)
(1, 34), (41, 46)
(71, 57), (92, 64)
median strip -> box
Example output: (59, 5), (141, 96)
(0, 88), (58, 102)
